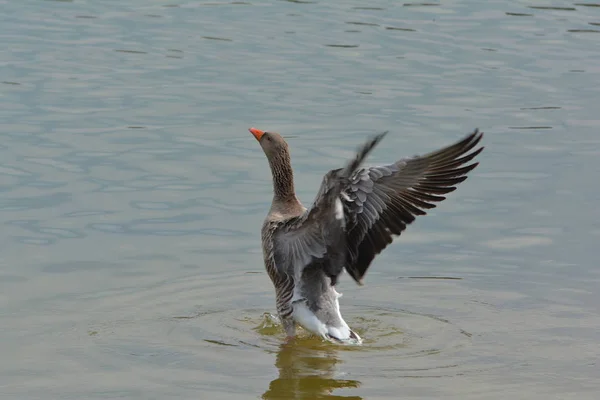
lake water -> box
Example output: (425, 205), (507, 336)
(1, 1), (599, 399)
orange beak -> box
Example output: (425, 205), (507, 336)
(249, 127), (265, 141)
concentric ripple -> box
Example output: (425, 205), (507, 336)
(170, 304), (472, 357)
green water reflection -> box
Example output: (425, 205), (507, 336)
(263, 340), (362, 400)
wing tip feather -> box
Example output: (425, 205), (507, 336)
(341, 127), (484, 289)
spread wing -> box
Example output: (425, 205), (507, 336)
(272, 132), (388, 283)
(342, 129), (484, 284)
(271, 129), (484, 286)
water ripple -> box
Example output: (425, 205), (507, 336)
(0, 192), (71, 211)
(2, 0), (600, 398)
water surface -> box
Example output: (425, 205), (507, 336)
(1, 1), (599, 399)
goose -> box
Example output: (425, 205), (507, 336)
(249, 127), (484, 344)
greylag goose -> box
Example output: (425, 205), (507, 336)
(249, 127), (484, 344)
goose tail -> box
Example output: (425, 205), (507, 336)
(326, 327), (362, 345)
(292, 289), (363, 345)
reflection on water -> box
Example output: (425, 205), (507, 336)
(263, 340), (362, 400)
(258, 300), (476, 398)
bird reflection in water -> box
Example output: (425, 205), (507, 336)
(262, 338), (362, 400)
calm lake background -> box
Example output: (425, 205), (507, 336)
(1, 1), (599, 399)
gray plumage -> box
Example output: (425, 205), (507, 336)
(249, 127), (484, 343)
